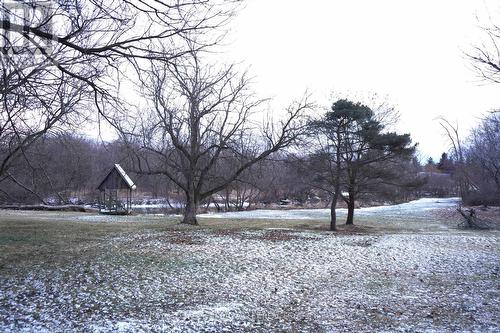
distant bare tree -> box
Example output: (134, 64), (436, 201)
(437, 117), (470, 198)
(122, 50), (312, 224)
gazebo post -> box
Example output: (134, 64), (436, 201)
(127, 189), (130, 213)
(130, 189), (132, 213)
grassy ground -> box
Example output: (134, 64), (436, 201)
(0, 207), (499, 332)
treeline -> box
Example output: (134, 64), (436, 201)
(0, 131), (423, 209)
(438, 112), (500, 206)
(1, 107), (497, 229)
(0, 99), (431, 213)
(3, 112), (495, 209)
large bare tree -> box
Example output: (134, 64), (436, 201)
(0, 0), (238, 193)
(123, 50), (312, 224)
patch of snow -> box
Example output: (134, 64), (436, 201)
(199, 197), (460, 220)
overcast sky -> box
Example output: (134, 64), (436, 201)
(221, 0), (500, 161)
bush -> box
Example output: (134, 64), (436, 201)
(463, 191), (500, 206)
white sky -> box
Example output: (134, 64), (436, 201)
(220, 0), (500, 161)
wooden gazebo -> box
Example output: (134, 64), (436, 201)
(97, 164), (136, 214)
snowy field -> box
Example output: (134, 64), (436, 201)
(0, 198), (499, 332)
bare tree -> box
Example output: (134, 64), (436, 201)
(438, 113), (500, 205)
(0, 0), (238, 175)
(468, 20), (500, 84)
(437, 117), (470, 198)
(0, 0), (238, 196)
(463, 112), (500, 204)
(122, 50), (312, 224)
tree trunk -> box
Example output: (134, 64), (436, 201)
(182, 194), (199, 225)
(330, 193), (338, 231)
(345, 192), (355, 225)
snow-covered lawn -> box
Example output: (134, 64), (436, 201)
(0, 198), (498, 332)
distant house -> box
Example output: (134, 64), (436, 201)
(97, 164), (136, 214)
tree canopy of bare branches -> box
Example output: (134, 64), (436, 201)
(0, 0), (239, 143)
(1, 0), (237, 102)
(0, 44), (86, 182)
(468, 15), (500, 84)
